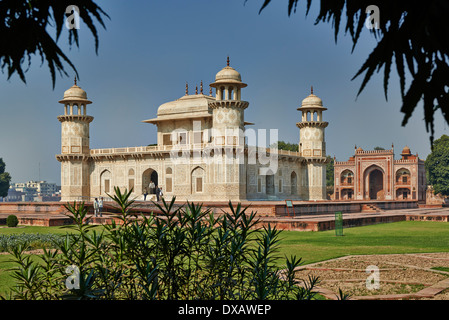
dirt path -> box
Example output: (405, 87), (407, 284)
(294, 252), (449, 300)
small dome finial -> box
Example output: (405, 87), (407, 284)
(200, 80), (203, 94)
(195, 85), (198, 95)
(311, 85), (313, 95)
(227, 56), (230, 67)
(74, 76), (77, 86)
(209, 86), (212, 96)
(185, 82), (188, 95)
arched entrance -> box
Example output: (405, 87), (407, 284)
(142, 168), (158, 194)
(369, 169), (384, 200)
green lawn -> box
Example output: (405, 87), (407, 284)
(276, 221), (449, 265)
(0, 225), (74, 235)
(1, 220), (449, 297)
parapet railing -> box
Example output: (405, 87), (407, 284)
(394, 159), (418, 164)
(63, 196), (115, 203)
(355, 149), (394, 154)
(334, 161), (355, 166)
(90, 145), (303, 157)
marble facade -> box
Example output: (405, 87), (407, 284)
(56, 60), (329, 202)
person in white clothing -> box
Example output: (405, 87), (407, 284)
(93, 198), (99, 217)
(98, 197), (104, 217)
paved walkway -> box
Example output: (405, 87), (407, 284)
(265, 207), (449, 222)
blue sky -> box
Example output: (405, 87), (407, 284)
(0, 0), (447, 184)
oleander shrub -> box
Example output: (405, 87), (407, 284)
(4, 187), (321, 300)
(6, 215), (18, 228)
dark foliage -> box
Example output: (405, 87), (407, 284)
(425, 134), (449, 196)
(3, 187), (325, 300)
(0, 0), (109, 87)
(258, 0), (449, 146)
(0, 158), (11, 198)
(6, 215), (18, 228)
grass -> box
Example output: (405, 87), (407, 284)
(1, 220), (449, 297)
(276, 221), (449, 265)
(431, 267), (449, 273)
(0, 254), (20, 298)
(0, 225), (103, 297)
(0, 225), (75, 235)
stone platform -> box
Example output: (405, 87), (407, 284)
(0, 200), (447, 231)
(257, 207), (449, 231)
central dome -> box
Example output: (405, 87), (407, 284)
(156, 94), (215, 117)
(143, 94), (216, 124)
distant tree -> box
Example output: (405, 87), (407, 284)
(326, 156), (334, 187)
(0, 1), (109, 87)
(0, 158), (11, 198)
(326, 156), (334, 196)
(257, 0), (449, 146)
(425, 135), (449, 196)
(276, 141), (334, 192)
(275, 141), (299, 152)
(374, 146), (385, 150)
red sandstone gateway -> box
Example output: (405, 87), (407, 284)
(333, 145), (426, 202)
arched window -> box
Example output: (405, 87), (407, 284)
(396, 168), (410, 184)
(166, 167), (173, 193)
(340, 170), (354, 185)
(291, 171), (297, 195)
(191, 167), (205, 193)
(229, 86), (234, 100)
(265, 169), (275, 195)
(100, 170), (111, 195)
(128, 168), (135, 192)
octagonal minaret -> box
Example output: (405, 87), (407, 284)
(297, 87), (328, 158)
(209, 57), (249, 137)
(296, 87), (328, 200)
(56, 77), (93, 202)
(208, 57), (249, 200)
